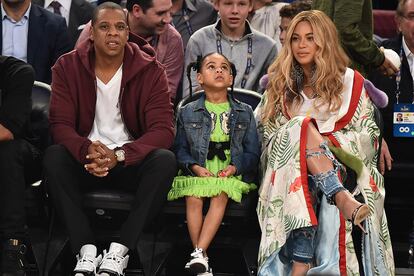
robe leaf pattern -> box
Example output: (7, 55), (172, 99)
(255, 69), (394, 275)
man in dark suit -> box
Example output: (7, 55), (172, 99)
(369, 0), (414, 165)
(32, 0), (94, 49)
(0, 56), (38, 276)
(1, 0), (71, 84)
(369, 0), (414, 266)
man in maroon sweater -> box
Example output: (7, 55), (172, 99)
(43, 3), (176, 275)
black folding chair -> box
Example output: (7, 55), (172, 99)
(24, 81), (52, 275)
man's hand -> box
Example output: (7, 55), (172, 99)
(84, 162), (109, 177)
(99, 144), (117, 170)
(86, 140), (106, 159)
(191, 164), (214, 177)
(85, 141), (117, 177)
(378, 56), (399, 77)
(218, 165), (237, 177)
(0, 124), (14, 141)
(379, 138), (393, 175)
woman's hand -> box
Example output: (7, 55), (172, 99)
(379, 138), (393, 175)
(218, 165), (237, 177)
(191, 164), (214, 177)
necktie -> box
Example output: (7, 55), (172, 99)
(49, 1), (62, 16)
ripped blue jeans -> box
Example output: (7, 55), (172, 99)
(279, 141), (346, 264)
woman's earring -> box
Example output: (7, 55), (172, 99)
(292, 61), (304, 92)
(310, 63), (317, 86)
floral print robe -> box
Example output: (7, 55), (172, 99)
(256, 69), (394, 276)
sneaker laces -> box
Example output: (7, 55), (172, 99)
(75, 253), (101, 274)
(100, 251), (128, 275)
(190, 248), (204, 259)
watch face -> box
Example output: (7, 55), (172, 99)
(115, 149), (125, 162)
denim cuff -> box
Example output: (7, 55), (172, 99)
(307, 141), (345, 204)
(310, 170), (346, 204)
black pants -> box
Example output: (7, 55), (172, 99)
(43, 145), (177, 253)
(0, 139), (41, 240)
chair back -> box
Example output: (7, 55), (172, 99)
(373, 9), (397, 39)
(30, 81), (51, 151)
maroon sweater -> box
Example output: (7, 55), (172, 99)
(49, 33), (174, 166)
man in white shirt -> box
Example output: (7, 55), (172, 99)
(0, 0), (71, 83)
(368, 0), (414, 266)
(43, 3), (176, 275)
(369, 0), (414, 166)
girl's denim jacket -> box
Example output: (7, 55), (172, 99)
(174, 95), (260, 182)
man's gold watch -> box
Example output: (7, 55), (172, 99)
(114, 148), (125, 163)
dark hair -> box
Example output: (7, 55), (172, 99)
(91, 2), (126, 26)
(186, 52), (237, 100)
(279, 0), (312, 19)
(126, 0), (153, 12)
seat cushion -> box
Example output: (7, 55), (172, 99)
(83, 189), (135, 211)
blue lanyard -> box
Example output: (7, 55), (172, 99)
(395, 46), (414, 104)
(182, 8), (193, 36)
(216, 35), (253, 89)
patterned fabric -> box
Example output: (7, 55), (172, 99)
(255, 69), (394, 275)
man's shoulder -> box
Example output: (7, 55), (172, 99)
(30, 4), (66, 27)
(380, 36), (401, 52)
(53, 49), (81, 71)
(189, 24), (215, 41)
(71, 0), (94, 13)
(163, 24), (183, 41)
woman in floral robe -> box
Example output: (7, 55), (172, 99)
(256, 10), (394, 276)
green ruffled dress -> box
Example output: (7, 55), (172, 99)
(168, 101), (256, 203)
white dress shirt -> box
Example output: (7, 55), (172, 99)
(402, 36), (414, 79)
(45, 0), (71, 26)
(1, 3), (30, 61)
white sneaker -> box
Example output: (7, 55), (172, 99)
(74, 244), (102, 276)
(186, 248), (209, 275)
(97, 242), (129, 276)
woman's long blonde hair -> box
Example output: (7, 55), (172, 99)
(261, 10), (349, 123)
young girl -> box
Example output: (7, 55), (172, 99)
(256, 10), (393, 276)
(167, 53), (260, 275)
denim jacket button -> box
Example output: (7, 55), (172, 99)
(192, 123), (196, 127)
